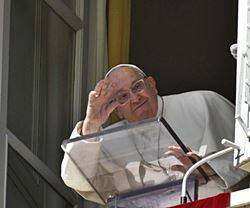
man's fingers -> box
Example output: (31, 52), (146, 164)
(165, 146), (202, 174)
(103, 83), (117, 99)
(168, 146), (185, 155)
(165, 150), (189, 165)
(88, 91), (99, 103)
(187, 152), (201, 161)
(94, 80), (104, 95)
(95, 81), (117, 101)
(92, 80), (118, 106)
(166, 145), (198, 161)
(170, 164), (186, 173)
(165, 146), (185, 158)
(94, 79), (109, 97)
(164, 150), (180, 158)
(101, 82), (112, 97)
(165, 146), (198, 168)
(168, 145), (182, 150)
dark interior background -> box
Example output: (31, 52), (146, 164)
(130, 0), (238, 103)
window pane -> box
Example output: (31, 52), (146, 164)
(7, 0), (76, 207)
(41, 1), (75, 174)
(7, 0), (36, 148)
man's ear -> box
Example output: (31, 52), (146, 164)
(146, 76), (158, 94)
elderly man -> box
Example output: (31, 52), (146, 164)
(61, 64), (248, 205)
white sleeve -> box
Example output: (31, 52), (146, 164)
(61, 121), (102, 192)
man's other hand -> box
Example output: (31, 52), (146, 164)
(165, 145), (216, 183)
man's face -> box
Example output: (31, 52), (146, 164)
(107, 67), (158, 122)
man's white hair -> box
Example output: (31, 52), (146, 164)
(105, 64), (147, 78)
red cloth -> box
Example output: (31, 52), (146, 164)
(168, 192), (230, 208)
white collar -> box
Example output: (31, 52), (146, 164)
(156, 95), (163, 118)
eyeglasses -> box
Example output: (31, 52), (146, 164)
(113, 78), (146, 105)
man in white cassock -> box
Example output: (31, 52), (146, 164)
(61, 64), (248, 205)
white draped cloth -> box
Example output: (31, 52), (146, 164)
(61, 91), (248, 205)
